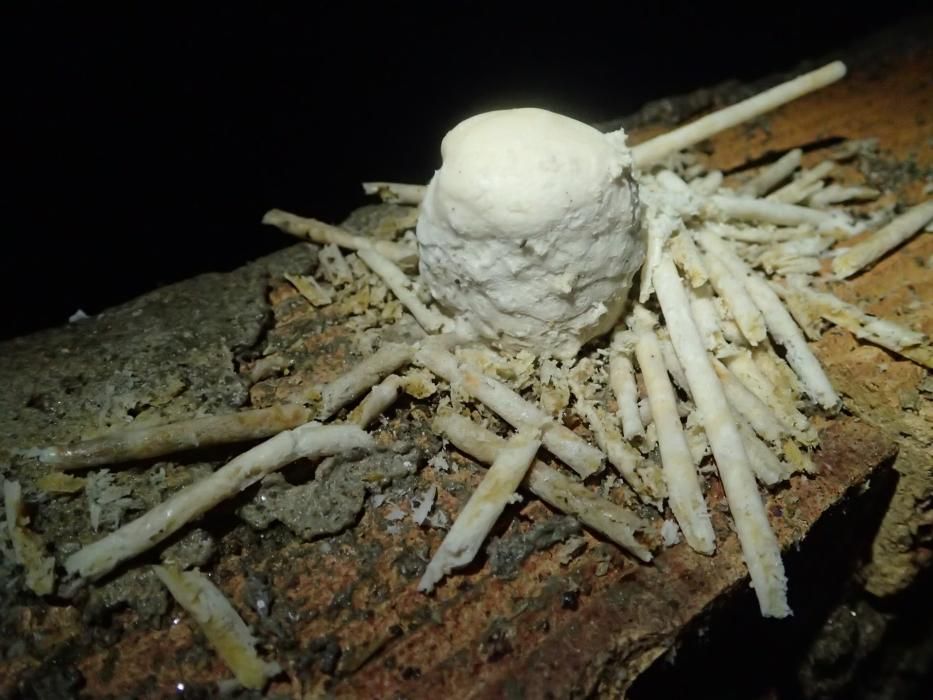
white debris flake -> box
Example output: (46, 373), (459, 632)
(428, 451), (453, 472)
(412, 486), (437, 525)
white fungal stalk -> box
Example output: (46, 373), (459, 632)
(631, 307), (715, 555)
(568, 372), (646, 494)
(831, 200), (933, 279)
(4, 480), (55, 595)
(609, 331), (646, 441)
(631, 62), (846, 166)
(725, 350), (815, 442)
(738, 149), (802, 197)
(701, 244), (767, 345)
(768, 160), (835, 204)
(40, 404), (314, 471)
(65, 423), (375, 581)
(432, 412), (651, 560)
(415, 342), (604, 478)
(316, 341), (415, 418)
(653, 255), (790, 618)
(696, 230), (840, 410)
(419, 427), (543, 592)
(262, 208), (416, 266)
(712, 359), (790, 444)
(777, 279), (930, 368)
(361, 181), (427, 205)
(357, 250), (453, 333)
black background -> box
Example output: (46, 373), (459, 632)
(5, 2), (927, 341)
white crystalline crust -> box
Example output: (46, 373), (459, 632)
(416, 108), (643, 360)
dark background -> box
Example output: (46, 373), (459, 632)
(5, 2), (927, 341)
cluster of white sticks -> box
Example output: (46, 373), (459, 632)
(17, 58), (933, 688)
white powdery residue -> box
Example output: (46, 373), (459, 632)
(661, 519), (683, 547)
(411, 486), (437, 525)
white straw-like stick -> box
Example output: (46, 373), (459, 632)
(832, 200), (933, 279)
(419, 428), (542, 592)
(357, 249), (453, 333)
(361, 181), (427, 205)
(433, 413), (651, 560)
(778, 280), (931, 368)
(768, 160), (835, 203)
(154, 565), (280, 689)
(713, 359), (789, 444)
(632, 307), (715, 554)
(65, 423), (375, 581)
(711, 194), (840, 228)
(738, 149), (802, 197)
(735, 420), (788, 486)
(415, 343), (605, 478)
(745, 274), (841, 410)
(725, 350), (814, 441)
(697, 231), (840, 409)
(37, 404), (312, 471)
(701, 247), (767, 345)
(669, 232), (709, 288)
(317, 342), (415, 419)
(262, 208), (416, 265)
(808, 184), (880, 208)
(346, 375), (403, 427)
(569, 379), (645, 492)
(609, 332), (646, 441)
(631, 62), (846, 167)
(654, 255), (790, 618)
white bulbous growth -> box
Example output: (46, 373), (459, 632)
(416, 108), (644, 359)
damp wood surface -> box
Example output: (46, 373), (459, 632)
(1, 22), (931, 700)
